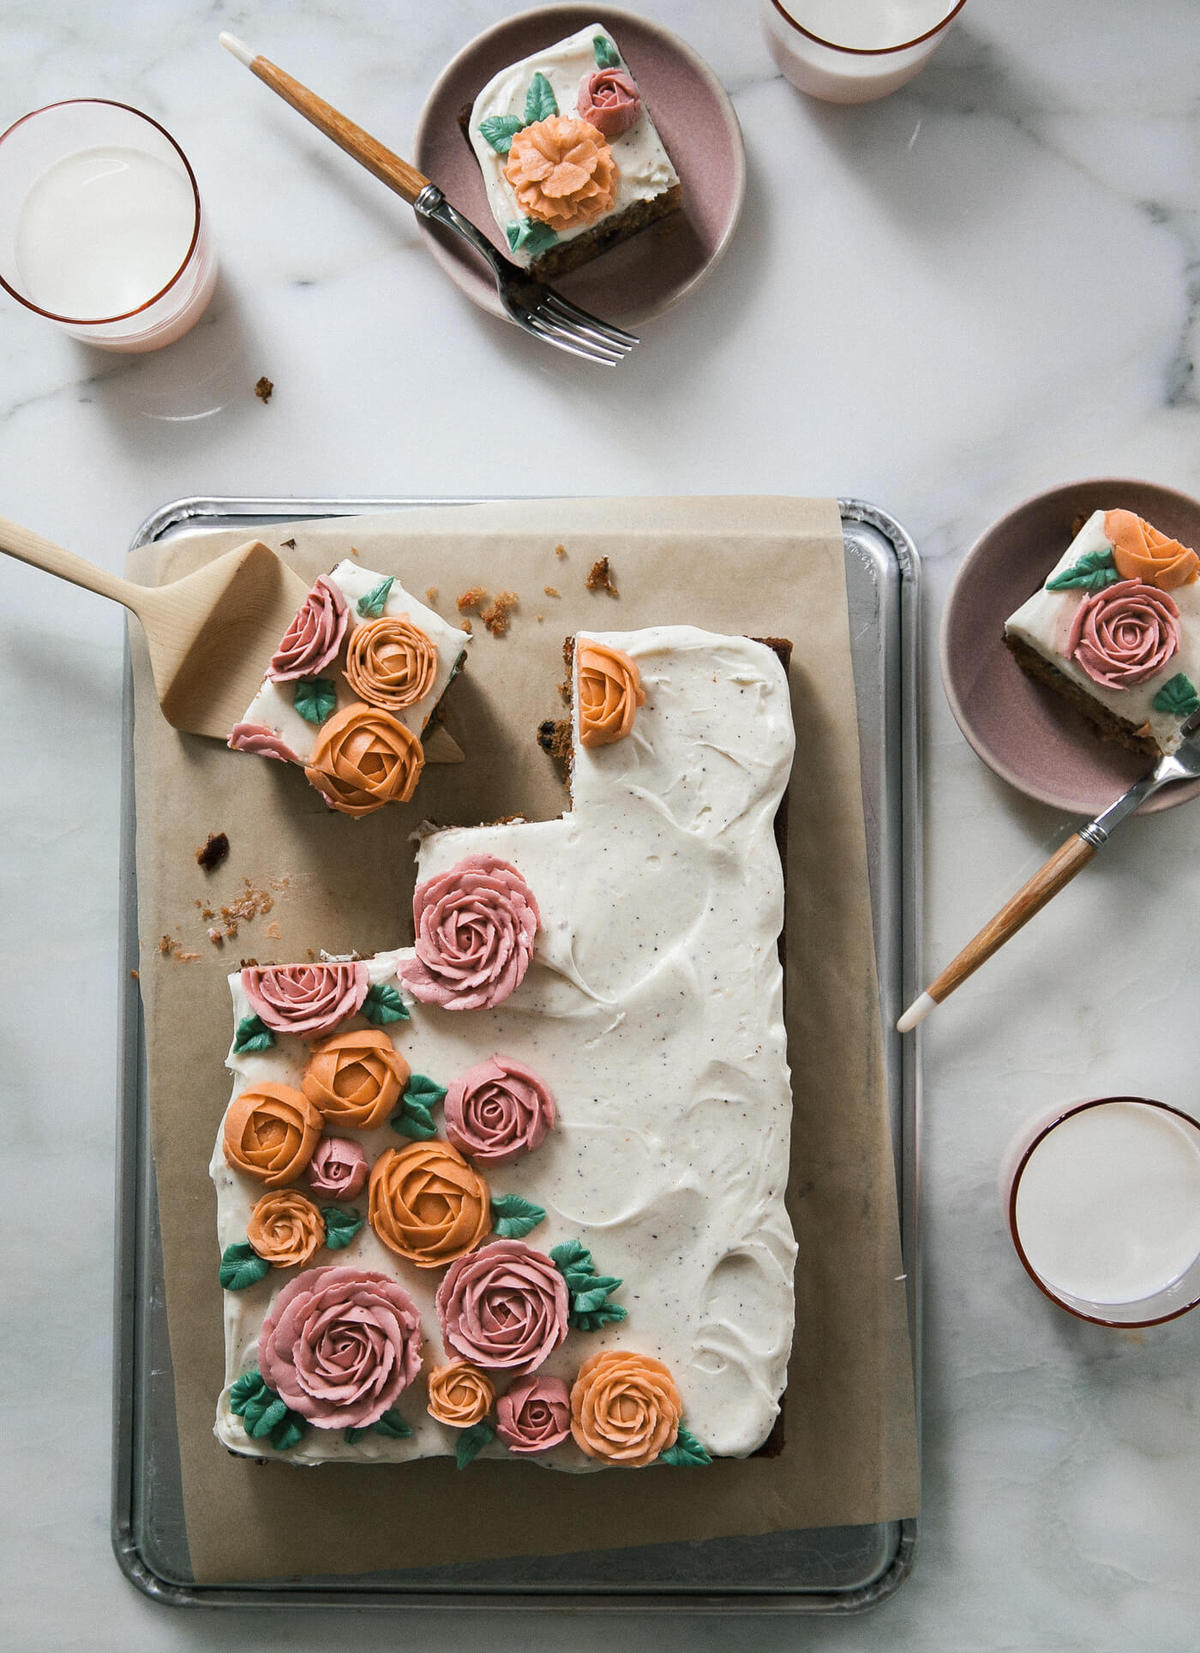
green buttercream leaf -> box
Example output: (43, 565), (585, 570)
(456, 1421), (496, 1469)
(233, 1013), (275, 1054)
(593, 34), (621, 68)
(480, 113), (524, 155)
(506, 218), (559, 257)
(551, 1239), (625, 1330)
(658, 1424), (713, 1467)
(361, 981), (410, 1025)
(407, 1073), (448, 1107)
(219, 1242), (271, 1291)
(1045, 547), (1119, 592)
(270, 1413), (307, 1452)
(293, 676), (337, 724)
(320, 1206), (364, 1250)
(490, 1193), (546, 1238)
(391, 1097), (438, 1140)
(229, 1370), (307, 1450)
(572, 1301), (628, 1333)
(524, 71), (558, 124)
(550, 1238), (590, 1274)
(357, 575), (395, 618)
(1152, 671), (1200, 720)
(373, 1408), (415, 1439)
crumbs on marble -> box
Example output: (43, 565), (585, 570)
(254, 376), (273, 403)
(586, 556), (618, 597)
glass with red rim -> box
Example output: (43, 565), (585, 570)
(760, 0), (967, 104)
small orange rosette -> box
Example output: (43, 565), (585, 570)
(345, 615), (438, 712)
(577, 640), (645, 748)
(570, 1348), (682, 1467)
(426, 1360), (495, 1428)
(223, 1083), (324, 1188)
(1107, 509), (1200, 590)
(302, 1027), (410, 1130)
(304, 702), (424, 817)
(246, 1188), (326, 1268)
(503, 115), (618, 233)
(368, 1139), (491, 1268)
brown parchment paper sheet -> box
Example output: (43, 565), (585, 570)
(126, 496), (919, 1585)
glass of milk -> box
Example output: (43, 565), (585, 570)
(0, 100), (216, 351)
(1003, 1097), (1200, 1326)
(761, 0), (967, 103)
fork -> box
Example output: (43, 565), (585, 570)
(219, 34), (638, 366)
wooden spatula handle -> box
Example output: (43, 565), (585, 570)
(0, 516), (141, 610)
(248, 53), (430, 204)
(925, 833), (1097, 1006)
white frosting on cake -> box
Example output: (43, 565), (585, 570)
(467, 23), (680, 270)
(1005, 509), (1200, 755)
(213, 625), (796, 1466)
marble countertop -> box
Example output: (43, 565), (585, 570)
(4, 1), (1200, 1647)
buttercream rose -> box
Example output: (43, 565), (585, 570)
(399, 854), (540, 1011)
(1066, 578), (1180, 690)
(436, 1240), (569, 1375)
(304, 702), (424, 817)
(223, 1082), (324, 1187)
(242, 961), (369, 1040)
(258, 1265), (423, 1429)
(577, 640), (645, 747)
(504, 115), (618, 232)
(267, 574), (349, 681)
(368, 1140), (491, 1268)
(307, 1135), (369, 1200)
(302, 1027), (409, 1130)
(345, 615), (438, 712)
(570, 1348), (681, 1467)
(1107, 509), (1200, 590)
(227, 722), (301, 763)
(496, 1373), (571, 1455)
(444, 1055), (556, 1167)
(426, 1360), (495, 1428)
(576, 68), (642, 138)
(246, 1188), (326, 1268)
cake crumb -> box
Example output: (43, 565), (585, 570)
(158, 934), (175, 956)
(254, 376), (273, 403)
(460, 618), (473, 634)
(350, 545), (361, 558)
(555, 544), (567, 559)
(457, 585), (487, 614)
(586, 557), (619, 597)
(280, 537), (296, 551)
(481, 591), (518, 637)
(544, 585), (560, 598)
(264, 921), (282, 940)
(536, 614), (544, 623)
(196, 831), (230, 872)
(425, 586), (438, 604)
(208, 928), (224, 946)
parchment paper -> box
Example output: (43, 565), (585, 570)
(127, 496), (919, 1584)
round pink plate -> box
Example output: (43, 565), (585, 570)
(941, 478), (1200, 817)
(413, 5), (744, 328)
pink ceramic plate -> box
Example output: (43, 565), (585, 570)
(942, 479), (1200, 817)
(413, 5), (744, 328)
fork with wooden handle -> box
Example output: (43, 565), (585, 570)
(898, 719), (1200, 1031)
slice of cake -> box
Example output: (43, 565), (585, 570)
(228, 560), (470, 815)
(211, 625), (796, 1468)
(1004, 508), (1200, 756)
(467, 23), (682, 279)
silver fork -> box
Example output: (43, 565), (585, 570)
(220, 34), (639, 366)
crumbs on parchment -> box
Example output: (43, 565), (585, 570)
(554, 543), (567, 559)
(457, 586), (519, 637)
(254, 376), (274, 404)
(158, 934), (200, 963)
(425, 586), (438, 604)
(586, 557), (618, 597)
(457, 586), (487, 614)
(195, 831), (230, 872)
(543, 585), (560, 598)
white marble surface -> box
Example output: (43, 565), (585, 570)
(3, 1), (1200, 1647)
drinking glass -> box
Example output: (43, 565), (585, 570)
(760, 0), (967, 103)
(0, 99), (216, 351)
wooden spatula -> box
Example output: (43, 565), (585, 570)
(0, 517), (311, 739)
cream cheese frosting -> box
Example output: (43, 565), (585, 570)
(467, 24), (680, 270)
(1005, 510), (1200, 755)
(212, 625), (796, 1466)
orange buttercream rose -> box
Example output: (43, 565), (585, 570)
(246, 1188), (326, 1268)
(301, 1027), (410, 1130)
(345, 615), (438, 713)
(570, 1349), (682, 1467)
(426, 1360), (495, 1428)
(504, 115), (618, 232)
(304, 702), (424, 817)
(223, 1083), (324, 1188)
(577, 641), (645, 748)
(1107, 508), (1200, 589)
(368, 1140), (491, 1268)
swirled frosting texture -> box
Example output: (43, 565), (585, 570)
(570, 1349), (682, 1467)
(496, 1374), (572, 1454)
(242, 962), (369, 1041)
(304, 703), (424, 817)
(268, 574), (349, 681)
(436, 1240), (569, 1375)
(302, 1027), (409, 1130)
(345, 615), (438, 711)
(1066, 578), (1180, 689)
(368, 1140), (491, 1267)
(258, 1265), (423, 1428)
(444, 1055), (555, 1166)
(399, 854), (540, 1010)
(577, 639), (645, 747)
(504, 117), (618, 232)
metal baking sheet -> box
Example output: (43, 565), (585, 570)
(112, 496), (921, 1610)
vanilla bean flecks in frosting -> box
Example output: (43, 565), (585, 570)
(301, 1026), (409, 1130)
(223, 1082), (324, 1188)
(436, 1239), (570, 1376)
(304, 703), (425, 817)
(246, 1188), (326, 1268)
(345, 615), (438, 712)
(426, 1360), (495, 1429)
(368, 1139), (491, 1267)
(242, 961), (369, 1040)
(399, 854), (540, 1011)
(444, 1056), (556, 1166)
(577, 639), (645, 747)
(576, 68), (641, 138)
(1066, 579), (1180, 689)
(227, 722), (301, 762)
(570, 1348), (681, 1467)
(268, 574), (349, 682)
(1107, 510), (1200, 589)
(307, 1135), (369, 1200)
(495, 1374), (572, 1455)
(258, 1265), (423, 1429)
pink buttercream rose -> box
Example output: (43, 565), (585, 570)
(227, 722), (301, 763)
(242, 962), (369, 1040)
(1066, 578), (1180, 689)
(444, 1055), (556, 1167)
(436, 1240), (569, 1375)
(496, 1374), (572, 1455)
(576, 68), (642, 138)
(258, 1265), (423, 1429)
(307, 1135), (369, 1200)
(267, 574), (349, 681)
(399, 854), (540, 1011)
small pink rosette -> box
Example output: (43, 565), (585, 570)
(576, 68), (642, 138)
(495, 1374), (572, 1455)
(1066, 578), (1180, 689)
(307, 1135), (369, 1200)
(242, 962), (369, 1040)
(267, 574), (349, 682)
(444, 1055), (556, 1167)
